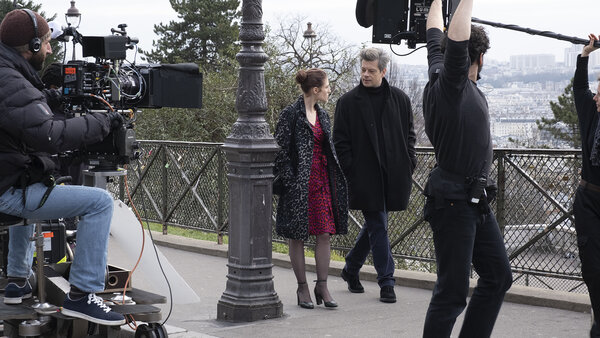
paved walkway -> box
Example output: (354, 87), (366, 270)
(108, 231), (592, 338)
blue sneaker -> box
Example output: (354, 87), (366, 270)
(61, 293), (126, 326)
(4, 280), (33, 304)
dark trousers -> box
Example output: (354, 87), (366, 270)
(573, 186), (600, 337)
(423, 199), (512, 338)
(344, 210), (395, 287)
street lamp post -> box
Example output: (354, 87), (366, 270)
(65, 0), (81, 60)
(303, 22), (317, 68)
(217, 0), (283, 322)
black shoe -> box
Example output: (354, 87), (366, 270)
(296, 282), (314, 309)
(341, 268), (364, 293)
(380, 285), (396, 303)
(62, 293), (126, 326)
(314, 280), (338, 308)
(4, 280), (32, 304)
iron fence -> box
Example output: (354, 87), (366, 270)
(114, 142), (585, 294)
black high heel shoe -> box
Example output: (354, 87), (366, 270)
(297, 282), (314, 309)
(314, 280), (338, 308)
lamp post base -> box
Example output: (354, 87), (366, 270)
(217, 300), (283, 322)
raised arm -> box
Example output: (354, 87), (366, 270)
(426, 0), (444, 31)
(447, 0), (473, 42)
(575, 34), (599, 92)
(573, 34), (598, 122)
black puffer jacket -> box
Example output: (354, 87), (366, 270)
(274, 96), (348, 240)
(0, 43), (111, 194)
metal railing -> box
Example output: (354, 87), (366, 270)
(114, 142), (585, 294)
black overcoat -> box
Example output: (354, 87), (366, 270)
(333, 78), (416, 211)
(274, 96), (348, 240)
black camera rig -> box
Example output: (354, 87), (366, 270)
(60, 24), (203, 170)
(359, 0), (600, 49)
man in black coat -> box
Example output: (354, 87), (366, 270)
(333, 47), (416, 303)
(572, 34), (600, 337)
(0, 9), (125, 325)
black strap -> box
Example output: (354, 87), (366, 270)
(36, 176), (55, 209)
(16, 174), (56, 211)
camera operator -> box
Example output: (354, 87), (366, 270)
(0, 9), (125, 325)
(421, 0), (512, 337)
(42, 62), (87, 231)
(573, 33), (600, 337)
(42, 62), (87, 188)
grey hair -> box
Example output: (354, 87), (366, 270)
(359, 47), (390, 71)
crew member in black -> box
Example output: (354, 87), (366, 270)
(421, 1), (512, 337)
(573, 33), (600, 338)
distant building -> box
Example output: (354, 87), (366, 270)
(564, 44), (600, 68)
(492, 117), (537, 139)
(564, 44), (580, 68)
(510, 54), (556, 70)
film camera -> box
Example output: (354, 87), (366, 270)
(60, 25), (203, 170)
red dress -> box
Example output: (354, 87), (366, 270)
(308, 117), (336, 235)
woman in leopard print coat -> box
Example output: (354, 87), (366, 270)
(274, 69), (348, 309)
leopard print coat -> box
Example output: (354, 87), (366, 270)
(274, 96), (348, 240)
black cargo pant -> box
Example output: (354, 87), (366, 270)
(574, 186), (600, 337)
(422, 198), (513, 338)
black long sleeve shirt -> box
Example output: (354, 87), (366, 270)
(423, 28), (492, 179)
(574, 55), (600, 185)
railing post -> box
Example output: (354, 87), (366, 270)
(217, 146), (224, 245)
(496, 150), (506, 235)
(162, 145), (168, 235)
(118, 174), (125, 201)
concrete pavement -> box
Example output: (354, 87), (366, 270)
(111, 232), (592, 337)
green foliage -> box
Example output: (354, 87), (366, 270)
(141, 0), (240, 71)
(145, 221), (346, 261)
(135, 65), (238, 142)
(146, 222), (228, 243)
(263, 26), (300, 133)
(134, 0), (241, 142)
(536, 79), (580, 148)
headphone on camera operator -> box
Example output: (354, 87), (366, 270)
(23, 9), (41, 53)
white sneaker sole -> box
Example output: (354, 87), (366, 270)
(61, 308), (126, 326)
(3, 292), (32, 304)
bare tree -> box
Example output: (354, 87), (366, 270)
(267, 16), (359, 106)
(387, 61), (429, 146)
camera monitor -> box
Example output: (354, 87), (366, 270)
(82, 35), (128, 60)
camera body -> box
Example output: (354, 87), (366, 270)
(60, 30), (203, 170)
(369, 0), (452, 48)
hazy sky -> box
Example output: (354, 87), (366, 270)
(40, 0), (597, 65)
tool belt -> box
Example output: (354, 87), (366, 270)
(424, 166), (496, 209)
